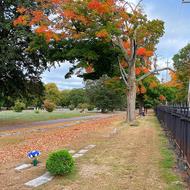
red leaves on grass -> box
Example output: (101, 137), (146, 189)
(0, 115), (122, 164)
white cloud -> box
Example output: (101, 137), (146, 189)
(158, 38), (189, 54)
(128, 0), (140, 4)
(42, 61), (84, 90)
(154, 57), (173, 82)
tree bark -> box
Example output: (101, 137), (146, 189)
(138, 96), (144, 115)
(126, 63), (136, 122)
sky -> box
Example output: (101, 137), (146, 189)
(42, 0), (190, 90)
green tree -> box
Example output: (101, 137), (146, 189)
(15, 0), (166, 122)
(1, 81), (45, 109)
(173, 43), (190, 103)
(86, 76), (125, 113)
(136, 76), (177, 111)
(59, 90), (71, 107)
(0, 0), (52, 103)
(13, 100), (26, 112)
(44, 99), (56, 112)
(68, 89), (86, 108)
(45, 83), (60, 105)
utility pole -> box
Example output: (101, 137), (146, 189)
(188, 79), (190, 107)
(182, 0), (190, 3)
(165, 60), (170, 82)
(182, 0), (190, 107)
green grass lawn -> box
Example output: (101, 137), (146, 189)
(0, 110), (92, 127)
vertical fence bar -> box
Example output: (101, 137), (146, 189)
(156, 105), (190, 166)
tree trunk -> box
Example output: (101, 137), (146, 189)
(138, 96), (144, 115)
(126, 63), (136, 122)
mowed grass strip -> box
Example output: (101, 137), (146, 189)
(153, 117), (185, 190)
(36, 115), (185, 190)
(0, 110), (92, 127)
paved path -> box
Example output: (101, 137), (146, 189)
(0, 114), (116, 132)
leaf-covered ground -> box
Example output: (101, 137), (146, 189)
(0, 114), (123, 164)
(0, 113), (187, 190)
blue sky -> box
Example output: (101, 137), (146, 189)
(42, 0), (190, 90)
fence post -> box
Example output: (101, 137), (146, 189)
(155, 104), (190, 170)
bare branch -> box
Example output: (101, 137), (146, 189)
(129, 38), (137, 63)
(123, 1), (134, 12)
(136, 67), (175, 82)
(120, 68), (129, 87)
(120, 64), (129, 80)
(118, 58), (129, 88)
(134, 0), (143, 11)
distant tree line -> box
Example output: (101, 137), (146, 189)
(1, 74), (179, 113)
(0, 76), (126, 113)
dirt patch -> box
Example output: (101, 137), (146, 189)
(79, 164), (110, 178)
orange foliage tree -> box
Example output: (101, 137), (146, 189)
(14, 0), (171, 122)
(164, 71), (183, 89)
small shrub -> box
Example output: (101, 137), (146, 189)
(69, 104), (75, 111)
(44, 100), (55, 112)
(87, 104), (95, 111)
(144, 103), (152, 109)
(77, 103), (89, 112)
(13, 100), (25, 112)
(46, 150), (75, 175)
(34, 109), (40, 114)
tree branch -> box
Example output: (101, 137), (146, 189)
(134, 0), (143, 11)
(116, 37), (130, 63)
(136, 67), (175, 82)
(130, 38), (137, 63)
(118, 58), (129, 88)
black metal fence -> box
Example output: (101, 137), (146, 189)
(156, 105), (190, 167)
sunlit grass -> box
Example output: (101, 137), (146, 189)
(153, 117), (184, 190)
(0, 110), (92, 127)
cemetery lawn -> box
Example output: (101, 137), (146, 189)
(0, 110), (92, 127)
(46, 115), (185, 190)
(0, 113), (186, 190)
